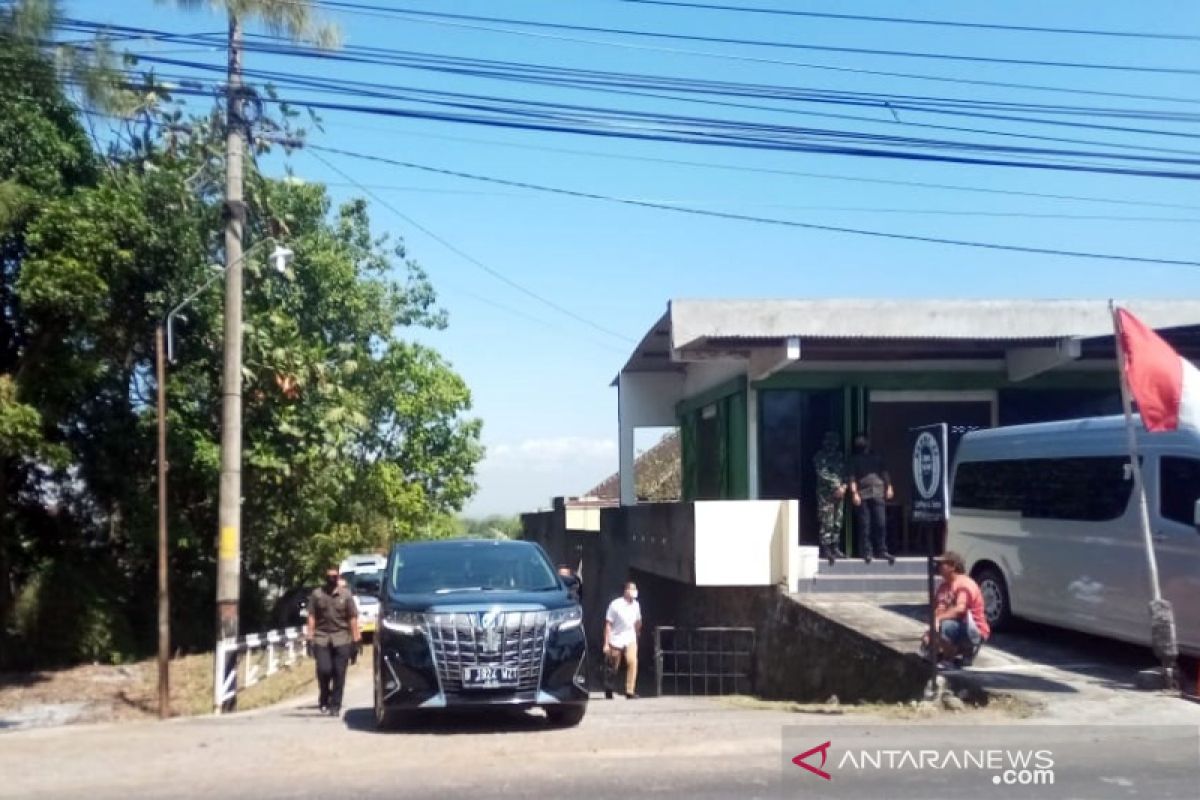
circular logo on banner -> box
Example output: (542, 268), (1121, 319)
(912, 431), (941, 501)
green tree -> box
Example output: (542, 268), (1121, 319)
(160, 0), (339, 47)
(0, 9), (101, 625)
(1, 3), (483, 660)
(459, 515), (523, 539)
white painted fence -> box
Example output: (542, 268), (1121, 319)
(213, 627), (309, 713)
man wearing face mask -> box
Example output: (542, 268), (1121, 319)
(306, 566), (361, 717)
(603, 581), (643, 699)
(847, 433), (896, 565)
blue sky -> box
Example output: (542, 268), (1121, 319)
(71, 0), (1200, 514)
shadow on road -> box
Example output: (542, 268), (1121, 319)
(342, 706), (560, 735)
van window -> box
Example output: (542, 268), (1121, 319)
(1160, 457), (1200, 527)
(953, 457), (1132, 522)
(952, 460), (1026, 513)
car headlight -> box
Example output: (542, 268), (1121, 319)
(381, 610), (424, 634)
(549, 606), (583, 632)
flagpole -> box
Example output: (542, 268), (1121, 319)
(1110, 300), (1179, 690)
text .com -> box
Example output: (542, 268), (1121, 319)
(995, 768), (1056, 786)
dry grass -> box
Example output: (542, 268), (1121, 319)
(166, 649), (319, 717)
(0, 644), (352, 724)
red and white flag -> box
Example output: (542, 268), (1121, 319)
(1116, 308), (1200, 432)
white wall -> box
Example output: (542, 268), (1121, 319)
(564, 506), (601, 532)
(682, 360), (747, 399)
(692, 499), (800, 587)
(618, 372), (685, 505)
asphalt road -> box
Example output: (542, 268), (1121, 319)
(3, 666), (1198, 800)
(0, 667), (790, 800)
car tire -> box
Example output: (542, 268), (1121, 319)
(546, 704), (587, 727)
(374, 663), (408, 731)
(975, 565), (1012, 632)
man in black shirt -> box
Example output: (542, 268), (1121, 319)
(847, 434), (896, 565)
(306, 566), (361, 717)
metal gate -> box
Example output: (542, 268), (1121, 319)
(654, 626), (755, 696)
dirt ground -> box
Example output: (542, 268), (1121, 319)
(0, 648), (319, 729)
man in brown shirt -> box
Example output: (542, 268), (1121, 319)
(306, 566), (361, 716)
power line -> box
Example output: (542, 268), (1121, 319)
(60, 16), (1200, 130)
(118, 50), (1200, 166)
(319, 122), (1200, 212)
(612, 0), (1200, 42)
(307, 144), (1200, 268)
(317, 181), (1200, 222)
(311, 2), (1200, 77)
(63, 13), (1200, 110)
(53, 52), (1200, 181)
(304, 148), (635, 347)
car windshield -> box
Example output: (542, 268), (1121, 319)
(390, 542), (559, 594)
(347, 572), (382, 596)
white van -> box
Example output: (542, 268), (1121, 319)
(946, 415), (1200, 656)
(339, 553), (387, 639)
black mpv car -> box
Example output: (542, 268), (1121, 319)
(373, 539), (588, 729)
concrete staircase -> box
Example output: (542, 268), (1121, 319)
(792, 556), (930, 594)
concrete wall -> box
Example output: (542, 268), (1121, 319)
(523, 503), (922, 702)
(625, 574), (929, 702)
(756, 594), (930, 703)
(627, 503), (696, 584)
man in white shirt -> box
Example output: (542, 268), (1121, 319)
(604, 581), (642, 699)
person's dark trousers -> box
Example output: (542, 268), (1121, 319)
(314, 642), (353, 710)
(855, 497), (889, 558)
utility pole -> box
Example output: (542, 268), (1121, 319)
(156, 324), (170, 720)
(215, 9), (246, 712)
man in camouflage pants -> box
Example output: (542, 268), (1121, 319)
(813, 431), (848, 565)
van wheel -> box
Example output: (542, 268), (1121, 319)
(976, 566), (1011, 631)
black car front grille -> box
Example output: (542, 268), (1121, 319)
(425, 610), (549, 692)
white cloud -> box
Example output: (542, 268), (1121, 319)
(487, 436), (616, 465)
(467, 436), (617, 516)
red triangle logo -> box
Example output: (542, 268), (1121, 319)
(792, 741), (833, 781)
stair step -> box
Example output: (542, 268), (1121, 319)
(794, 573), (931, 595)
(816, 557), (929, 577)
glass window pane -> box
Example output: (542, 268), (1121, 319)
(1160, 456), (1200, 526)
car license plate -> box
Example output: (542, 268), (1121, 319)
(462, 666), (518, 687)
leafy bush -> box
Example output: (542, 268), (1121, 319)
(13, 559), (138, 666)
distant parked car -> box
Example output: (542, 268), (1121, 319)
(341, 553), (387, 641)
(273, 585), (316, 630)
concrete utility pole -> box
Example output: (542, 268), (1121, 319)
(156, 324), (170, 720)
(215, 10), (246, 712)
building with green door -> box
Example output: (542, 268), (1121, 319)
(616, 299), (1200, 553)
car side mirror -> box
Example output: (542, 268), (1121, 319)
(561, 574), (581, 598)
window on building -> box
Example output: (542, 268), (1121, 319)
(1160, 456), (1200, 527)
(953, 457), (1133, 522)
(696, 405), (722, 500)
(758, 390), (804, 501)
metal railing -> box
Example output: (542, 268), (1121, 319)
(213, 627), (310, 713)
(654, 626), (755, 696)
